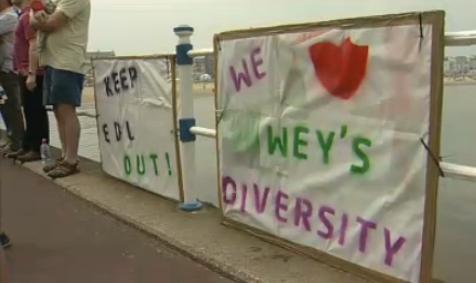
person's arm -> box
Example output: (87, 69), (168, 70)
(30, 11), (67, 33)
(24, 14), (40, 90)
(31, 0), (87, 33)
(26, 38), (39, 91)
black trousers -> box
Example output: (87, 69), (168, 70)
(19, 75), (49, 153)
(0, 71), (24, 151)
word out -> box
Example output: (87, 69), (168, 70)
(124, 152), (173, 177)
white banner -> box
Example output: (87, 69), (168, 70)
(94, 58), (181, 200)
(217, 23), (438, 282)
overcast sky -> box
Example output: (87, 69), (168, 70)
(90, 0), (476, 56)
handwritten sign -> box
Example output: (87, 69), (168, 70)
(93, 58), (181, 200)
(216, 14), (443, 283)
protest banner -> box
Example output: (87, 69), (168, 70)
(93, 56), (183, 201)
(215, 11), (444, 282)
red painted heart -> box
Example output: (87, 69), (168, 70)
(309, 38), (369, 100)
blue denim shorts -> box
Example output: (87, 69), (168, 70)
(43, 67), (84, 107)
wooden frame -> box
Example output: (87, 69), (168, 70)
(213, 11), (445, 283)
(91, 54), (185, 202)
(170, 55), (186, 202)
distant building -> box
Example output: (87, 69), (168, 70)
(193, 54), (214, 81)
(88, 51), (116, 60)
(444, 56), (476, 77)
(455, 56), (469, 75)
(444, 57), (452, 76)
(470, 56), (476, 70)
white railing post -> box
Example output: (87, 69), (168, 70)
(174, 25), (202, 211)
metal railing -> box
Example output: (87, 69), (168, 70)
(77, 110), (97, 118)
(78, 30), (476, 183)
(185, 30), (476, 183)
(188, 48), (214, 57)
(441, 162), (476, 182)
(445, 30), (476, 46)
(190, 126), (216, 138)
(46, 108), (97, 119)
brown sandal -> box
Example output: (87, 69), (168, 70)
(43, 158), (64, 173)
(47, 162), (79, 179)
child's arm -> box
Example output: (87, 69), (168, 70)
(26, 36), (40, 90)
(26, 13), (40, 91)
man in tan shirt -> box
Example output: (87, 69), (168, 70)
(31, 0), (90, 178)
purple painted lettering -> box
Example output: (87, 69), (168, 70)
(338, 213), (349, 246)
(229, 60), (252, 92)
(222, 176), (237, 205)
(251, 47), (266, 80)
(317, 206), (335, 239)
(294, 198), (313, 231)
(356, 217), (377, 253)
(384, 228), (406, 266)
(253, 184), (270, 214)
(275, 191), (289, 223)
(240, 184), (248, 213)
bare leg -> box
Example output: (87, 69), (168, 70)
(54, 108), (66, 159)
(57, 104), (80, 164)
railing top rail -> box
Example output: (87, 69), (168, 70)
(188, 48), (214, 57)
(185, 31), (476, 54)
(445, 30), (476, 46)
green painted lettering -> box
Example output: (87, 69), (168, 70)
(267, 126), (288, 157)
(124, 155), (132, 176)
(137, 155), (146, 175)
(150, 154), (159, 176)
(317, 131), (335, 164)
(351, 137), (372, 174)
(340, 125), (348, 139)
(165, 152), (173, 176)
(293, 126), (309, 160)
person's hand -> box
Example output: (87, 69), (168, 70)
(33, 11), (48, 24)
(30, 10), (42, 28)
(26, 74), (37, 91)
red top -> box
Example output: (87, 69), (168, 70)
(31, 0), (45, 12)
(14, 7), (43, 76)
